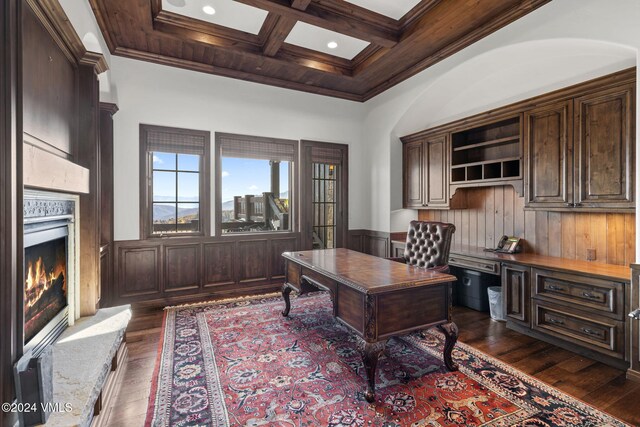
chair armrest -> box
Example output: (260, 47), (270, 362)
(427, 264), (450, 274)
(386, 257), (406, 264)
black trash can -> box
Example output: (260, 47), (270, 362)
(450, 266), (500, 312)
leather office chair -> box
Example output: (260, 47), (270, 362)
(389, 221), (456, 273)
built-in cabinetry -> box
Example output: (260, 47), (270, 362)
(402, 133), (454, 209)
(525, 84), (634, 210)
(501, 260), (628, 368)
(523, 100), (572, 208)
(630, 264), (640, 381)
(450, 116), (522, 194)
(402, 68), (635, 212)
(502, 263), (529, 327)
(447, 246), (631, 369)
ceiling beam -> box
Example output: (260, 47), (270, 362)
(234, 0), (399, 48)
(261, 0), (311, 57)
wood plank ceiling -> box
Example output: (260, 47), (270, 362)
(89, 0), (551, 101)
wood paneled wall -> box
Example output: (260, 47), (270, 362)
(1, 0), (22, 422)
(111, 234), (299, 308)
(348, 229), (390, 258)
(419, 186), (635, 266)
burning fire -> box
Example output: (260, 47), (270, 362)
(24, 257), (65, 309)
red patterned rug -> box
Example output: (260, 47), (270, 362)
(145, 292), (629, 426)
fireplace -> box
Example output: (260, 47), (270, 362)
(23, 193), (77, 356)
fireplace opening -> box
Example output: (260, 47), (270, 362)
(24, 236), (67, 345)
(23, 193), (76, 357)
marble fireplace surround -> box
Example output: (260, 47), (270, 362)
(22, 191), (131, 426)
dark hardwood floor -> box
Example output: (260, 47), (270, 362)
(103, 303), (640, 426)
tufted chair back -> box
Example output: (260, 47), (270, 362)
(403, 221), (456, 273)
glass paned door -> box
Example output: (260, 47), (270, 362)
(312, 163), (337, 249)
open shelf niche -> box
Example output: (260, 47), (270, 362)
(450, 116), (522, 194)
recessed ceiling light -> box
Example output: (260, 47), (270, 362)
(327, 41), (338, 49)
(202, 5), (216, 15)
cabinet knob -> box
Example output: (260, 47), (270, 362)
(629, 308), (640, 320)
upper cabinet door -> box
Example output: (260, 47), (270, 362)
(403, 141), (424, 208)
(574, 84), (635, 209)
(426, 135), (448, 207)
(524, 100), (573, 208)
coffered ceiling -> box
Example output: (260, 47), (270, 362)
(89, 0), (550, 101)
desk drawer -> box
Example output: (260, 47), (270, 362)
(301, 267), (337, 293)
(532, 300), (624, 359)
(448, 255), (500, 275)
(532, 268), (624, 319)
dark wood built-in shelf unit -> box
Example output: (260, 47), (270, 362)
(402, 67), (635, 211)
(450, 116), (522, 186)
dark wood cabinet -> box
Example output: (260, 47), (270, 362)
(402, 133), (452, 209)
(524, 100), (573, 208)
(403, 141), (423, 208)
(529, 267), (627, 364)
(574, 84), (634, 209)
(524, 83), (635, 211)
(401, 69), (635, 214)
(426, 135), (449, 207)
(450, 116), (522, 195)
(502, 263), (530, 327)
(630, 264), (640, 381)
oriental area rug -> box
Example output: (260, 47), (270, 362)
(145, 292), (629, 427)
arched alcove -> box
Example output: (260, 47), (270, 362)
(389, 38), (637, 231)
(393, 38), (636, 137)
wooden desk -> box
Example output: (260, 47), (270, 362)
(281, 248), (458, 402)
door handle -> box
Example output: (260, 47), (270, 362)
(629, 309), (640, 320)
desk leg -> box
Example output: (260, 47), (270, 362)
(357, 340), (386, 403)
(281, 284), (293, 317)
(439, 322), (459, 371)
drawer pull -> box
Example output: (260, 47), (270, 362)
(483, 265), (494, 271)
(547, 318), (564, 325)
(581, 327), (600, 336)
(629, 309), (640, 320)
(547, 285), (565, 292)
(582, 292), (598, 299)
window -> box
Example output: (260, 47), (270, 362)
(140, 125), (210, 238)
(215, 133), (297, 234)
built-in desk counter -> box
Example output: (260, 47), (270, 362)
(392, 240), (634, 370)
(448, 244), (631, 282)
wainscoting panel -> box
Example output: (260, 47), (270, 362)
(117, 246), (161, 299)
(203, 242), (235, 287)
(164, 244), (200, 292)
(348, 230), (390, 258)
(270, 237), (298, 278)
(419, 186), (635, 266)
(112, 233), (300, 307)
(238, 240), (269, 283)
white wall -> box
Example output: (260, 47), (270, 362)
(360, 0), (640, 242)
(110, 57), (366, 240)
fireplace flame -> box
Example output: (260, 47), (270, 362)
(24, 256), (65, 309)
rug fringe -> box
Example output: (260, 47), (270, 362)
(163, 291), (288, 310)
